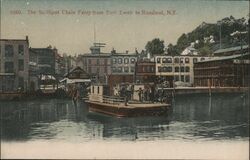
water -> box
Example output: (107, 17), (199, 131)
(1, 93), (249, 142)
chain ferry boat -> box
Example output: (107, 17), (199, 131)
(85, 84), (171, 117)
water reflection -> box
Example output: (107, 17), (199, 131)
(0, 93), (249, 142)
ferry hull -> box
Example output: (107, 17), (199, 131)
(86, 101), (170, 117)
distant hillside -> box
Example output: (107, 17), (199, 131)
(168, 16), (249, 56)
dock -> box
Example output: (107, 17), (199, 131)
(163, 87), (249, 95)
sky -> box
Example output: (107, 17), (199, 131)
(0, 0), (249, 55)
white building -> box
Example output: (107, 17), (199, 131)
(154, 55), (214, 86)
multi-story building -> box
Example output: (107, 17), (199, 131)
(135, 59), (156, 83)
(30, 47), (57, 76)
(77, 44), (111, 83)
(0, 36), (29, 92)
(154, 55), (214, 86)
(110, 51), (137, 76)
(107, 51), (138, 94)
(194, 53), (250, 87)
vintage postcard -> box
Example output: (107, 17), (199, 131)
(0, 0), (249, 159)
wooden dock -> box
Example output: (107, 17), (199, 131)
(163, 87), (249, 95)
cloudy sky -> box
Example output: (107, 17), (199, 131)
(1, 0), (249, 55)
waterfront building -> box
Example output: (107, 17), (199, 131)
(135, 58), (156, 83)
(194, 53), (250, 87)
(108, 50), (138, 92)
(61, 66), (90, 98)
(154, 55), (213, 86)
(77, 44), (111, 83)
(0, 36), (29, 92)
(29, 47), (59, 90)
(30, 47), (57, 76)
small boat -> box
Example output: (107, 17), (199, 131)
(85, 84), (171, 117)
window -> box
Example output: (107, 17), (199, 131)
(185, 75), (190, 82)
(118, 58), (122, 64)
(96, 59), (99, 65)
(185, 58), (189, 63)
(162, 58), (167, 63)
(18, 45), (24, 55)
(112, 67), (117, 72)
(180, 58), (184, 63)
(174, 75), (179, 81)
(131, 58), (136, 64)
(167, 67), (172, 72)
(151, 66), (155, 72)
(181, 75), (184, 82)
(158, 67), (162, 72)
(175, 67), (179, 72)
(200, 58), (205, 61)
(97, 86), (99, 94)
(130, 66), (135, 72)
(96, 67), (100, 73)
(157, 58), (161, 63)
(117, 67), (122, 72)
(193, 58), (198, 63)
(174, 58), (179, 63)
(124, 67), (129, 72)
(88, 59), (92, 64)
(180, 66), (185, 72)
(5, 45), (14, 57)
(18, 77), (24, 89)
(18, 59), (24, 71)
(185, 66), (190, 72)
(112, 58), (117, 64)
(92, 86), (94, 93)
(5, 62), (14, 72)
(124, 58), (129, 64)
(167, 58), (172, 63)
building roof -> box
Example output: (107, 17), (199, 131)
(214, 45), (249, 54)
(63, 66), (89, 79)
(80, 53), (111, 57)
(111, 53), (137, 57)
(196, 52), (249, 63)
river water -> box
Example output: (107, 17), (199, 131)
(1, 93), (249, 159)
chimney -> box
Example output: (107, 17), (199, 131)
(126, 50), (129, 54)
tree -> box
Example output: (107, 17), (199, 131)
(145, 38), (165, 55)
(167, 43), (179, 55)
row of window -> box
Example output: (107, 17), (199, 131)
(174, 75), (190, 82)
(3, 60), (24, 72)
(158, 66), (190, 72)
(1, 44), (24, 57)
(156, 57), (204, 64)
(88, 59), (108, 65)
(112, 58), (136, 64)
(112, 66), (135, 73)
(88, 67), (108, 74)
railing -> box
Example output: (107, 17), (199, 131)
(89, 94), (125, 105)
